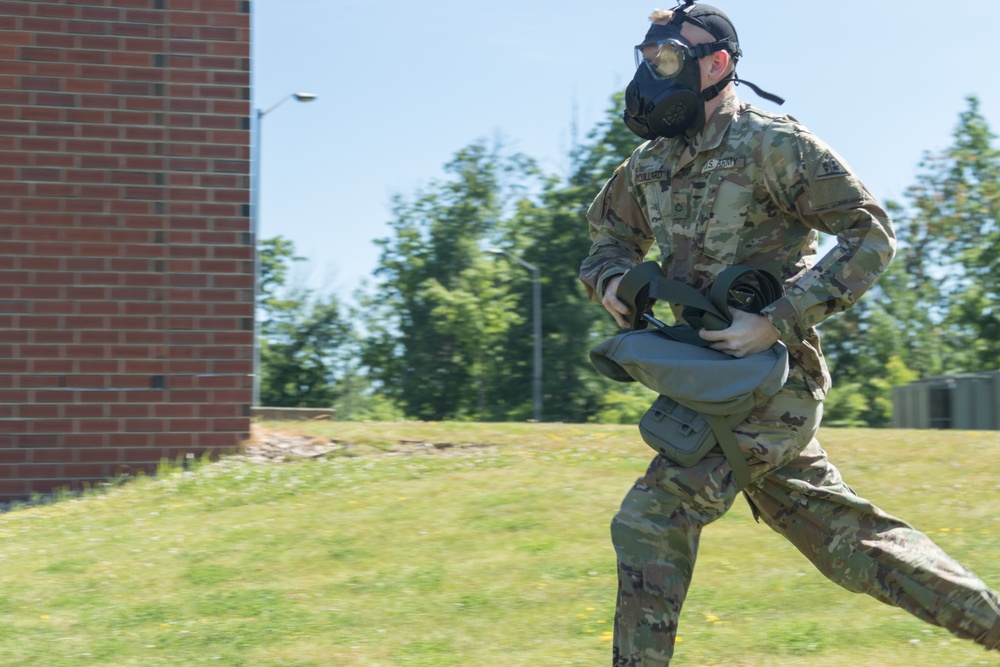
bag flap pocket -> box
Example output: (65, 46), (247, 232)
(639, 395), (717, 466)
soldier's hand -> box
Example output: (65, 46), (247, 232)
(698, 309), (779, 358)
(602, 275), (632, 328)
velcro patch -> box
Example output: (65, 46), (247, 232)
(702, 156), (745, 172)
(671, 193), (691, 219)
(816, 150), (848, 178)
(636, 170), (668, 184)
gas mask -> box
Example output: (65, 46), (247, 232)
(623, 2), (783, 141)
(624, 31), (729, 140)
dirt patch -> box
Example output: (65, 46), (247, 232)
(239, 425), (494, 463)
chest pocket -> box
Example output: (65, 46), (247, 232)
(638, 181), (674, 263)
(702, 178), (752, 265)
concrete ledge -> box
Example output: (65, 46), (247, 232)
(251, 407), (335, 421)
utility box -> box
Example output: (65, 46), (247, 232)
(892, 372), (1000, 430)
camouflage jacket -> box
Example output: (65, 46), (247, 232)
(579, 93), (896, 399)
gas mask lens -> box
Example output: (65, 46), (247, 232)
(634, 39), (688, 78)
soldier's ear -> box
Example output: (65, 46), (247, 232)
(705, 50), (731, 82)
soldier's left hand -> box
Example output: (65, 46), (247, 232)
(698, 309), (780, 358)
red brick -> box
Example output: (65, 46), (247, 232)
(18, 464), (66, 479)
(0, 450), (28, 464)
(77, 448), (120, 462)
(21, 47), (63, 62)
(66, 49), (109, 66)
(196, 432), (243, 448)
(118, 390), (163, 403)
(64, 404), (108, 419)
(8, 435), (56, 449)
(0, 480), (29, 496)
(0, 390), (30, 403)
(32, 420), (75, 434)
(152, 433), (195, 447)
(1, 0), (252, 499)
(33, 153), (74, 168)
(32, 330), (75, 344)
(0, 420), (30, 434)
(125, 419), (164, 432)
(120, 448), (163, 463)
(0, 360), (29, 374)
(79, 7), (121, 22)
(78, 420), (121, 433)
(63, 463), (112, 478)
(122, 331), (164, 345)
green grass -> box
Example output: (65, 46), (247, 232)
(0, 422), (996, 666)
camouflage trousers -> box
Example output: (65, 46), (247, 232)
(610, 378), (1000, 666)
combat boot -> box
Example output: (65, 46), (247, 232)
(978, 617), (1000, 652)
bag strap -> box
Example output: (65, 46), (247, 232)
(701, 413), (752, 491)
(615, 262), (784, 346)
(615, 261), (666, 329)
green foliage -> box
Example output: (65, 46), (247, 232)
(821, 381), (869, 428)
(257, 236), (300, 307)
(342, 391), (407, 422)
(257, 236), (353, 408)
(361, 96), (641, 423)
(590, 384), (654, 425)
(259, 289), (351, 407)
(361, 142), (536, 421)
(506, 91), (645, 423)
(823, 96), (1000, 424)
(886, 95), (1000, 372)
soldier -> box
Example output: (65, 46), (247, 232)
(579, 3), (1000, 665)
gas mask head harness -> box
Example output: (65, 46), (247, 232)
(623, 1), (784, 140)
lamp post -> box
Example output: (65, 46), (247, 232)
(487, 248), (542, 422)
(251, 92), (317, 406)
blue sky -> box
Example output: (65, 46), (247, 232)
(252, 0), (1000, 296)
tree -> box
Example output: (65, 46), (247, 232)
(359, 94), (659, 423)
(257, 236), (352, 408)
(500, 91), (647, 422)
(821, 96), (1000, 426)
(361, 142), (533, 421)
(887, 95), (1000, 372)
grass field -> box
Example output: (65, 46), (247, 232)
(0, 422), (996, 666)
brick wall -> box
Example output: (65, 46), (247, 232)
(0, 0), (253, 499)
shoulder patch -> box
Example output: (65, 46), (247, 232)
(816, 150), (849, 178)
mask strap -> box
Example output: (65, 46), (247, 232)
(701, 72), (735, 102)
(733, 74), (785, 105)
(689, 41), (728, 59)
(702, 72), (786, 106)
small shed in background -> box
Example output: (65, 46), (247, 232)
(892, 371), (1000, 430)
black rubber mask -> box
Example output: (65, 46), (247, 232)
(624, 34), (709, 140)
(622, 3), (783, 141)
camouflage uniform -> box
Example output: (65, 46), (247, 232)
(580, 93), (1000, 665)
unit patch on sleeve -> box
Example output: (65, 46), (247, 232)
(817, 150), (849, 178)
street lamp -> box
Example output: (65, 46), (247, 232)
(487, 248), (542, 422)
(251, 92), (317, 406)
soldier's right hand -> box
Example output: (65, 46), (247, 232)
(602, 275), (632, 328)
